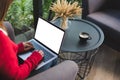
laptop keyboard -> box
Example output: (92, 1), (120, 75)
(30, 40), (54, 62)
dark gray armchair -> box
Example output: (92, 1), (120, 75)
(4, 21), (15, 42)
(82, 0), (120, 51)
(27, 60), (78, 80)
(4, 21), (79, 80)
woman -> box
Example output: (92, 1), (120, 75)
(0, 0), (44, 80)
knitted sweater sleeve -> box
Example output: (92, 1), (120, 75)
(1, 47), (43, 80)
(0, 31), (43, 80)
(17, 42), (24, 54)
(6, 51), (43, 80)
(15, 51), (43, 80)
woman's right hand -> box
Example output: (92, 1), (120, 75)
(36, 50), (44, 57)
(32, 50), (44, 61)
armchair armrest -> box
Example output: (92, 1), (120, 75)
(27, 60), (79, 80)
(4, 21), (15, 42)
(88, 0), (105, 13)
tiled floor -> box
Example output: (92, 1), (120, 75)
(85, 44), (120, 80)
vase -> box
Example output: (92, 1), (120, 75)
(60, 17), (68, 30)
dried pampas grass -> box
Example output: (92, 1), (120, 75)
(50, 0), (82, 29)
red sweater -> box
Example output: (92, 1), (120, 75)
(0, 31), (43, 80)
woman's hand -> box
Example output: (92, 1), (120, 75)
(23, 42), (44, 57)
(23, 42), (34, 52)
(36, 50), (44, 57)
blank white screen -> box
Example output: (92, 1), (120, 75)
(35, 18), (64, 54)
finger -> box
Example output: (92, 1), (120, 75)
(24, 42), (32, 46)
(24, 45), (34, 51)
(27, 42), (33, 46)
(26, 47), (32, 50)
(24, 47), (31, 51)
(39, 50), (44, 57)
(27, 42), (33, 45)
(25, 43), (34, 48)
(25, 44), (32, 48)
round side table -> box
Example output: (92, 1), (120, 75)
(52, 18), (104, 80)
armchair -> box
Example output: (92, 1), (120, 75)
(4, 21), (15, 42)
(4, 21), (79, 80)
(82, 0), (120, 51)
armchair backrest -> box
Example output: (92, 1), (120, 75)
(82, 0), (120, 19)
(88, 0), (105, 13)
(101, 0), (120, 10)
(4, 21), (15, 42)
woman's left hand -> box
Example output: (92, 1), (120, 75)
(23, 42), (34, 52)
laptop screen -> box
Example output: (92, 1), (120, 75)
(34, 18), (64, 54)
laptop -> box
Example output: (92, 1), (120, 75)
(19, 17), (65, 70)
